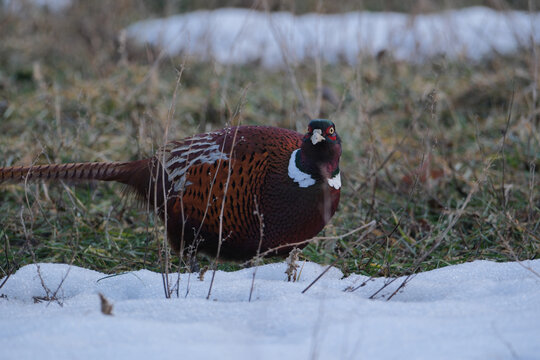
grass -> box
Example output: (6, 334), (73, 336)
(0, 1), (538, 280)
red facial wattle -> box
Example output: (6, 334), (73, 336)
(326, 126), (337, 141)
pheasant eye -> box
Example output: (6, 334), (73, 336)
(327, 127), (335, 135)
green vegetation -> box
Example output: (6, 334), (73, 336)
(0, 1), (538, 279)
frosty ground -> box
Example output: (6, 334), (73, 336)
(1, 260), (539, 360)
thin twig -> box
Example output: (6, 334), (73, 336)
(500, 85), (515, 212)
(242, 221), (376, 266)
(302, 221), (376, 294)
(382, 157), (493, 301)
(159, 67), (184, 299)
(248, 196), (265, 302)
(206, 87), (249, 300)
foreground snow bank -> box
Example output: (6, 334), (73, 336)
(126, 7), (540, 67)
(1, 260), (539, 359)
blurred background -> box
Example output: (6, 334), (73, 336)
(0, 0), (538, 277)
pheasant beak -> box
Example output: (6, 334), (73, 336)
(310, 129), (325, 145)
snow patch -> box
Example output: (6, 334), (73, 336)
(126, 7), (540, 68)
(3, 0), (72, 12)
(1, 260), (539, 359)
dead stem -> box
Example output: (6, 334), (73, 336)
(206, 87), (249, 300)
(249, 196), (265, 302)
(302, 220), (376, 294)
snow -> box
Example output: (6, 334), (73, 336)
(1, 260), (539, 359)
(126, 7), (540, 68)
(3, 0), (71, 12)
(5, 2), (538, 66)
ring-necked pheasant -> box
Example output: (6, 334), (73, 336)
(0, 119), (341, 260)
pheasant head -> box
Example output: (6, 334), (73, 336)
(288, 119), (342, 189)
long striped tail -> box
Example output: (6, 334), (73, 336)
(0, 160), (152, 187)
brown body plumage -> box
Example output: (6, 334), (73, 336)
(0, 121), (342, 260)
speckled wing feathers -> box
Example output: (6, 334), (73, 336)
(163, 126), (305, 258)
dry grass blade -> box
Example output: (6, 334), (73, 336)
(242, 221), (377, 267)
(248, 196), (265, 302)
(302, 221), (376, 294)
(206, 88), (248, 300)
